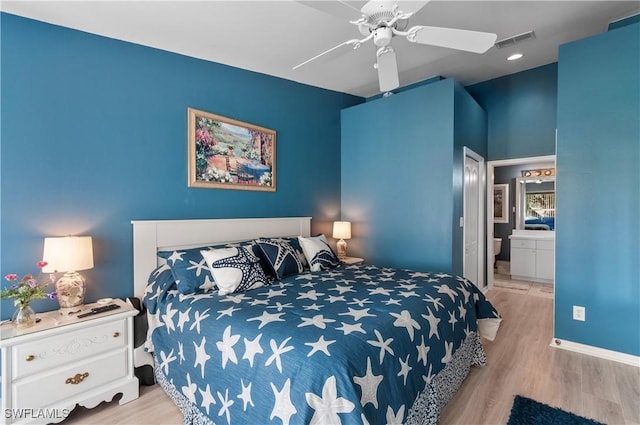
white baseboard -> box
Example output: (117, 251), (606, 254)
(550, 338), (640, 367)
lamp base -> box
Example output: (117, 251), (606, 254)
(336, 239), (347, 260)
(55, 271), (86, 313)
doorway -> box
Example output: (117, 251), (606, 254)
(485, 155), (556, 289)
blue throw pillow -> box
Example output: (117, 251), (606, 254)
(255, 238), (306, 280)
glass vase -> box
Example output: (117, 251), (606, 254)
(12, 303), (36, 329)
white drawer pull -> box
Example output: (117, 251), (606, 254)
(25, 355), (35, 362)
(65, 372), (89, 385)
(113, 332), (120, 338)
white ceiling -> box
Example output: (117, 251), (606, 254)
(2, 1), (639, 98)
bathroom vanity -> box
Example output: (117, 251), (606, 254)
(509, 230), (555, 283)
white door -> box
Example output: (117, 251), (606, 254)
(463, 148), (485, 288)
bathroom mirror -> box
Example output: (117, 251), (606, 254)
(515, 176), (556, 230)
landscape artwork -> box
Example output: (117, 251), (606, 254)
(187, 108), (276, 191)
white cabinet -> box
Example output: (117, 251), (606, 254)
(510, 236), (555, 284)
(0, 299), (139, 424)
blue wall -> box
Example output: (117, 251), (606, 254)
(467, 63), (557, 161)
(0, 13), (362, 317)
(341, 79), (486, 276)
(556, 22), (640, 356)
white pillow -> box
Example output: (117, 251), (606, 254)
(201, 247), (268, 295)
(297, 234), (340, 272)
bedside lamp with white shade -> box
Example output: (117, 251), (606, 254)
(42, 236), (94, 315)
(332, 221), (351, 260)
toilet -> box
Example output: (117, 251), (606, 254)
(493, 238), (502, 268)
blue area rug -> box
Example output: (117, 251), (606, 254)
(507, 395), (606, 425)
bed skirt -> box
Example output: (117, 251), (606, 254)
(154, 332), (486, 425)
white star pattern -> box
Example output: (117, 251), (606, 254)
(216, 326), (240, 369)
(353, 358), (383, 408)
(238, 379), (253, 411)
(298, 314), (336, 329)
(397, 354), (412, 385)
(416, 335), (430, 367)
(421, 307), (441, 340)
(305, 376), (355, 425)
(242, 334), (263, 367)
(305, 336), (336, 357)
(390, 310), (421, 341)
(336, 322), (366, 335)
(217, 388), (234, 425)
(339, 307), (375, 321)
(367, 329), (394, 364)
(165, 250), (185, 265)
(247, 311), (286, 329)
(265, 337), (294, 373)
(189, 308), (211, 333)
(187, 258), (209, 277)
(199, 384), (216, 415)
(194, 336), (211, 378)
(144, 261), (501, 425)
(271, 379), (297, 425)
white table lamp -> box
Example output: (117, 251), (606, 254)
(333, 221), (351, 260)
(42, 236), (94, 315)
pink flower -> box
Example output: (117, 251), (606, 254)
(27, 279), (38, 288)
(4, 274), (18, 281)
(37, 261), (48, 269)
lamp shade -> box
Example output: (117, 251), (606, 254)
(332, 221), (352, 240)
(42, 236), (94, 273)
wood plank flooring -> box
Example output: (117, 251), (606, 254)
(62, 287), (639, 424)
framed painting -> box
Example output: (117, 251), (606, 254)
(187, 108), (276, 191)
(493, 184), (509, 223)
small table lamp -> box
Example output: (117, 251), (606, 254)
(332, 221), (351, 260)
(42, 236), (94, 315)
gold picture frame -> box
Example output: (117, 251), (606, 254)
(187, 108), (276, 191)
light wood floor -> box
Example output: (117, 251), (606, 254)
(63, 287), (639, 425)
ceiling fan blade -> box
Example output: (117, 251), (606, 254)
(296, 1), (367, 19)
(376, 47), (399, 92)
(293, 39), (361, 70)
(396, 0), (431, 15)
(407, 25), (497, 53)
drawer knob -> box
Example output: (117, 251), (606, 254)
(65, 372), (89, 385)
(113, 332), (120, 338)
(25, 355), (35, 362)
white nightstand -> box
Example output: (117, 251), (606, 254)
(341, 256), (364, 265)
(0, 298), (139, 424)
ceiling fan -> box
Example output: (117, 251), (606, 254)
(293, 0), (497, 93)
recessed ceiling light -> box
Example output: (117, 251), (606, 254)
(507, 53), (524, 61)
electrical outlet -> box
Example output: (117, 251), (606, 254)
(573, 305), (586, 321)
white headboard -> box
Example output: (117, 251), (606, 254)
(131, 217), (312, 298)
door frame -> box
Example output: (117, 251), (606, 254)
(486, 154), (556, 289)
(462, 147), (486, 289)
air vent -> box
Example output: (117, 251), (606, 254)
(494, 31), (536, 49)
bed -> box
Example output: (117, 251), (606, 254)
(132, 217), (501, 425)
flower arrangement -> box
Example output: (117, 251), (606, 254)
(258, 172), (272, 186)
(201, 166), (233, 183)
(0, 261), (57, 308)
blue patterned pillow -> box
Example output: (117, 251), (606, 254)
(298, 234), (340, 271)
(255, 238), (306, 279)
(158, 241), (259, 294)
(201, 247), (269, 295)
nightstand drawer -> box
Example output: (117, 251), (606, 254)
(13, 348), (128, 409)
(13, 319), (127, 379)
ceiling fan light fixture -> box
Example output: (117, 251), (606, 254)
(507, 53), (524, 61)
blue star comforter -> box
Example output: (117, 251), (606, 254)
(145, 263), (501, 425)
